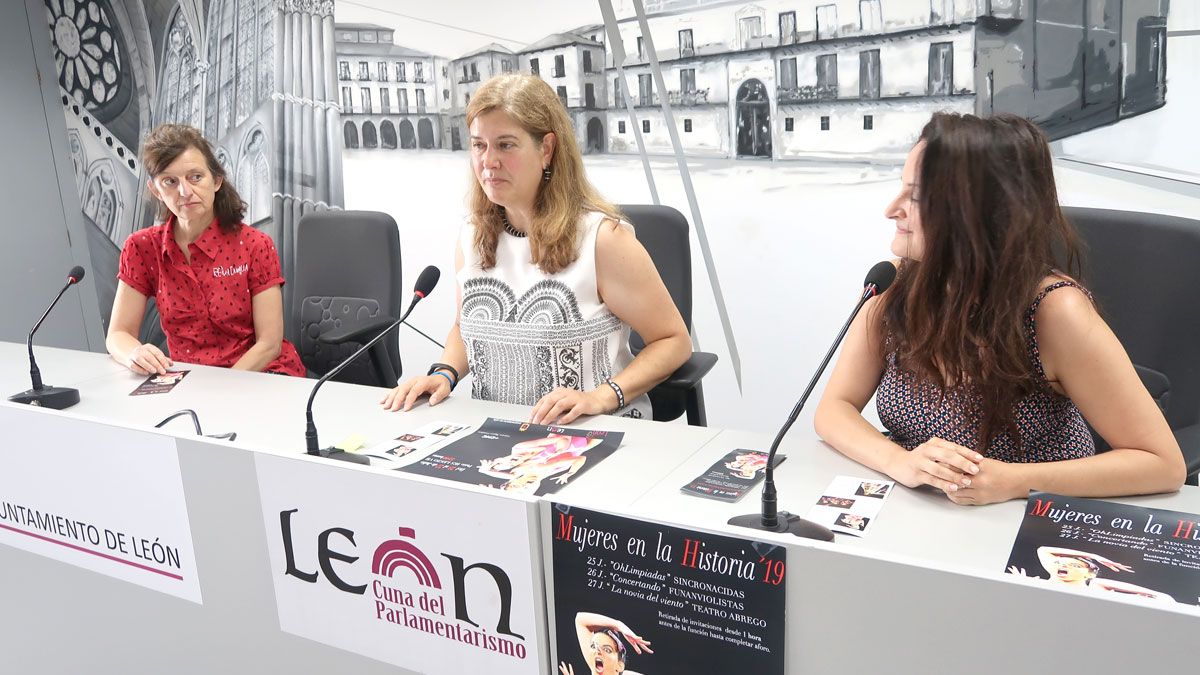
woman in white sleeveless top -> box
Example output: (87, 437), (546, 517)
(383, 74), (690, 424)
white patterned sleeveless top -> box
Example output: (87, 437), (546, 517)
(458, 211), (651, 419)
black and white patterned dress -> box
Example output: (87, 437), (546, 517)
(458, 211), (650, 419)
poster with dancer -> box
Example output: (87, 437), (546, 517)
(1005, 492), (1200, 607)
(397, 418), (623, 496)
(550, 504), (786, 675)
(679, 450), (785, 503)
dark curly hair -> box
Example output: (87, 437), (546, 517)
(141, 123), (245, 233)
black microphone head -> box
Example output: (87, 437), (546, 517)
(863, 261), (896, 295)
(68, 266), (86, 284)
(413, 265), (440, 299)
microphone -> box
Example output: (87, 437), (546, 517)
(304, 265), (441, 465)
(8, 266), (87, 409)
(729, 261), (897, 540)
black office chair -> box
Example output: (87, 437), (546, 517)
(1065, 206), (1200, 485)
(619, 204), (718, 426)
(291, 210), (403, 387)
(86, 216), (170, 353)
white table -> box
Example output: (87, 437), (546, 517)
(0, 342), (720, 674)
(4, 342), (1197, 674)
(592, 429), (1200, 672)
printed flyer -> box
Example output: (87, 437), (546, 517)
(1005, 492), (1200, 607)
(398, 418), (623, 496)
(550, 504), (786, 675)
(679, 450), (784, 503)
(129, 369), (190, 396)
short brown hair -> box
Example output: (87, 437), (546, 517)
(141, 123), (245, 233)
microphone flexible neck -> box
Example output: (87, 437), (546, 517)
(305, 293), (425, 454)
(761, 284), (878, 527)
(27, 279), (76, 391)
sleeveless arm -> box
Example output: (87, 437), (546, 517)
(1005, 286), (1185, 496)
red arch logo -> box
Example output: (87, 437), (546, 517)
(371, 527), (442, 589)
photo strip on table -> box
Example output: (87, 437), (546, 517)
(354, 420), (474, 467)
(804, 476), (895, 537)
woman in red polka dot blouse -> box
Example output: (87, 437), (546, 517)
(105, 124), (305, 377)
(814, 113), (1184, 505)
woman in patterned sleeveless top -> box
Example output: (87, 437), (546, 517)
(814, 113), (1183, 505)
(383, 74), (691, 424)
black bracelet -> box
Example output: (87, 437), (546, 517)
(605, 379), (625, 412)
(428, 362), (460, 386)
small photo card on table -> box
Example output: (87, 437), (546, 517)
(804, 475), (895, 536)
(355, 420), (474, 466)
(129, 370), (190, 396)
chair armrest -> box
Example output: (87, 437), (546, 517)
(1133, 364), (1170, 413)
(1175, 423), (1200, 484)
(317, 316), (398, 345)
(656, 351), (718, 390)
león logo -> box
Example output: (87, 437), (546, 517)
(278, 509), (528, 660)
(371, 527), (442, 588)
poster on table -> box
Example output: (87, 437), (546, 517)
(398, 417), (623, 496)
(255, 452), (544, 674)
(549, 503), (786, 675)
(1006, 492), (1200, 607)
(0, 406), (201, 602)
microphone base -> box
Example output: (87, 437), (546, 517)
(728, 510), (834, 542)
(310, 446), (371, 466)
(8, 386), (79, 410)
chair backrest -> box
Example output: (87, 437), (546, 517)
(291, 210), (403, 385)
(1065, 206), (1200, 431)
(618, 204), (692, 351)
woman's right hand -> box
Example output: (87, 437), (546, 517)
(887, 436), (982, 493)
(381, 375), (452, 412)
(125, 343), (172, 375)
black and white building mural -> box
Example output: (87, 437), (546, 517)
(326, 0), (1189, 434)
(45, 0), (346, 328)
(42, 0), (1188, 433)
(604, 0), (1170, 159)
(331, 0), (1171, 162)
(334, 23), (451, 151)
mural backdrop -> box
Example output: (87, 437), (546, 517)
(46, 0), (1196, 431)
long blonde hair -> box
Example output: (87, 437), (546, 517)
(466, 74), (622, 274)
